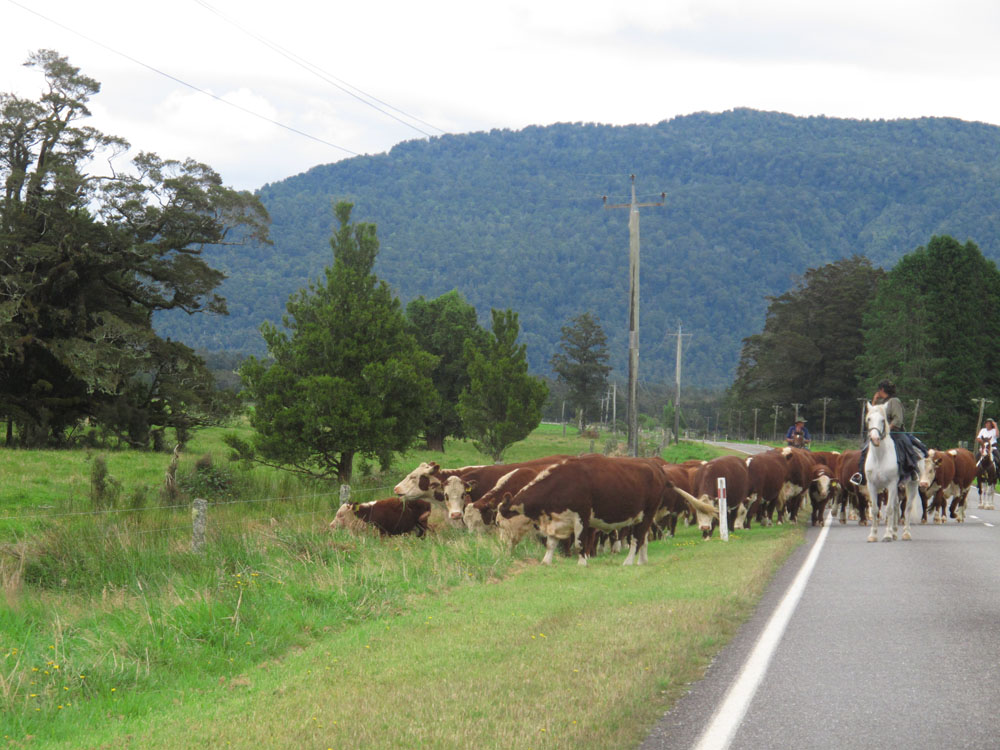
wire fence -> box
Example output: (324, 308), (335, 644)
(0, 482), (401, 551)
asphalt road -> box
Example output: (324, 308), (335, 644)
(641, 452), (1000, 750)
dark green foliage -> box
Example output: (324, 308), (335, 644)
(406, 290), (489, 451)
(731, 256), (884, 433)
(550, 312), (611, 427)
(230, 202), (436, 482)
(858, 236), (1000, 445)
(457, 309), (548, 461)
(156, 110), (1000, 388)
(0, 51), (268, 447)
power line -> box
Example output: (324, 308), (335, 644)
(193, 0), (446, 139)
(7, 0), (359, 156)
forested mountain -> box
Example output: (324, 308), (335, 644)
(156, 109), (1000, 389)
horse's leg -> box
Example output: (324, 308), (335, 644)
(901, 482), (915, 541)
(867, 484), (879, 542)
(883, 484), (897, 541)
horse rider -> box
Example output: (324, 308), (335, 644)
(785, 418), (811, 449)
(976, 417), (1000, 474)
(850, 379), (927, 485)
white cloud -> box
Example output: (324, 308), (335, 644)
(3, 0), (1000, 189)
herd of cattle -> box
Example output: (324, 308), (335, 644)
(328, 444), (994, 564)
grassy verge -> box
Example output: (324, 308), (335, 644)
(2, 428), (801, 748)
(20, 522), (802, 749)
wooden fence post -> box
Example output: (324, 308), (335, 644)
(339, 484), (351, 505)
(191, 497), (207, 553)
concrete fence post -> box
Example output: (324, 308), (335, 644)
(716, 478), (729, 542)
(191, 497), (207, 553)
(339, 484), (351, 505)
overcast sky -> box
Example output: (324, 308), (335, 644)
(4, 0), (1000, 191)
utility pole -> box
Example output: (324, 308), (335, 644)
(858, 398), (867, 439)
(821, 397), (832, 442)
(753, 408), (760, 442)
(973, 397), (993, 442)
(612, 383), (617, 435)
(772, 404), (781, 442)
(791, 402), (803, 422)
(666, 323), (692, 445)
(910, 398), (920, 432)
(604, 176), (665, 457)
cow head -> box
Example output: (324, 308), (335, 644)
(666, 483), (718, 537)
(917, 452), (938, 490)
(393, 462), (443, 500)
(495, 492), (534, 546)
(442, 476), (475, 522)
(329, 502), (366, 534)
(810, 466), (833, 501)
(463, 501), (490, 533)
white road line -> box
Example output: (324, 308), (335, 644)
(692, 520), (832, 750)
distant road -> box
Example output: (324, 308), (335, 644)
(641, 461), (1000, 750)
(703, 440), (771, 456)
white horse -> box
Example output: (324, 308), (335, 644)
(864, 402), (918, 542)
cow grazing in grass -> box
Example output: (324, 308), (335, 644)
(393, 456), (570, 525)
(330, 498), (432, 537)
(462, 467), (539, 533)
(669, 455), (748, 539)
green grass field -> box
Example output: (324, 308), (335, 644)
(0, 425), (804, 748)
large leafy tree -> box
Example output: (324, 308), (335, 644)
(230, 202), (435, 483)
(406, 290), (488, 451)
(0, 50), (268, 446)
(550, 312), (610, 429)
(730, 256), (884, 434)
(457, 308), (548, 462)
(859, 235), (1000, 445)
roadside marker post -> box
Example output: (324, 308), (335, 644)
(717, 477), (729, 541)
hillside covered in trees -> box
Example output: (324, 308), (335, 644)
(157, 109), (1000, 389)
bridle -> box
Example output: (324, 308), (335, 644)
(867, 406), (887, 443)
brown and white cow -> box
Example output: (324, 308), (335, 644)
(668, 455), (748, 539)
(462, 467), (539, 533)
(778, 447), (815, 524)
(917, 448), (954, 523)
(808, 463), (836, 526)
(329, 497), (432, 537)
(833, 449), (869, 525)
(496, 455), (697, 565)
(745, 451), (790, 529)
(393, 456), (570, 525)
(951, 448), (977, 521)
(650, 461), (697, 538)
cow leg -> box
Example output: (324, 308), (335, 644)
(622, 536), (638, 565)
(541, 536), (560, 565)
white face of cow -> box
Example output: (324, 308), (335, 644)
(463, 502), (488, 533)
(393, 462), (442, 500)
(917, 454), (937, 490)
(693, 495), (716, 536)
(442, 475), (470, 521)
(811, 473), (832, 500)
(329, 503), (365, 534)
(497, 512), (535, 547)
